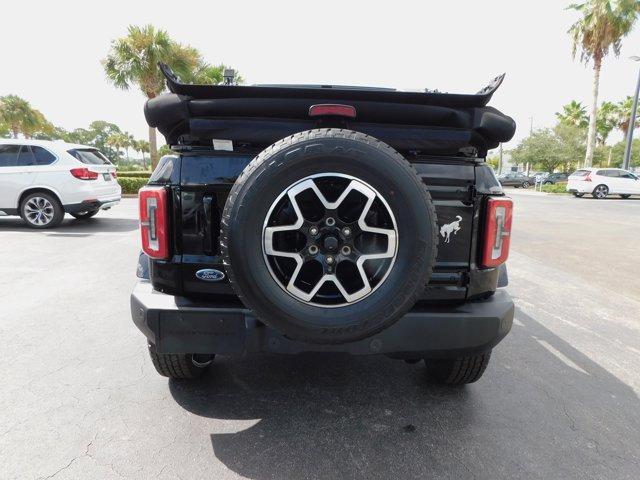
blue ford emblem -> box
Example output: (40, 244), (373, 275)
(195, 269), (225, 282)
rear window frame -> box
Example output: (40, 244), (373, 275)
(67, 148), (113, 166)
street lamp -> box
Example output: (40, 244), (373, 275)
(622, 56), (640, 170)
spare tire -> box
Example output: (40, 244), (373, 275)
(221, 129), (437, 344)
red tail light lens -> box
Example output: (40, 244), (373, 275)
(111, 171), (118, 179)
(481, 197), (513, 268)
(139, 186), (169, 259)
(309, 104), (356, 118)
(70, 167), (99, 180)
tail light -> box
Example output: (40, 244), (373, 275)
(70, 167), (99, 180)
(584, 172), (592, 182)
(111, 171), (118, 179)
(481, 197), (513, 268)
(309, 104), (356, 118)
(139, 186), (169, 259)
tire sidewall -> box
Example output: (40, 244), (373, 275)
(223, 131), (437, 343)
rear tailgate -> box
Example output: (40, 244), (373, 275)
(149, 153), (478, 302)
(67, 148), (119, 195)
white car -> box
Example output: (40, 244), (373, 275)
(566, 167), (640, 199)
(0, 139), (121, 228)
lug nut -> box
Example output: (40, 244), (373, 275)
(308, 245), (319, 255)
(326, 255), (334, 265)
(325, 217), (336, 227)
(309, 226), (319, 236)
(342, 227), (351, 237)
(341, 246), (352, 256)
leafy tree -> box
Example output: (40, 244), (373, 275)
(486, 155), (500, 171)
(0, 95), (40, 138)
(511, 124), (586, 173)
(103, 25), (201, 169)
(65, 128), (95, 145)
(88, 121), (122, 159)
(157, 144), (173, 157)
(567, 0), (640, 167)
(610, 137), (640, 166)
(0, 120), (10, 138)
(556, 100), (589, 127)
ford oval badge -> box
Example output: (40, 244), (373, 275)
(195, 269), (225, 282)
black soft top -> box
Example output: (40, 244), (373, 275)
(145, 64), (516, 156)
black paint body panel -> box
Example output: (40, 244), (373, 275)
(147, 152), (502, 303)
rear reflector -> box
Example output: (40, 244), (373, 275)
(309, 104), (356, 118)
(139, 186), (169, 259)
(70, 167), (99, 180)
(481, 197), (513, 268)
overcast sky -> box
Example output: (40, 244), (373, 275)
(2, 0), (639, 150)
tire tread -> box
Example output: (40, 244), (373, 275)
(425, 351), (492, 385)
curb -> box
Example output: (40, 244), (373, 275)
(122, 194), (139, 198)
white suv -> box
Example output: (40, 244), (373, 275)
(566, 167), (640, 199)
(0, 139), (121, 228)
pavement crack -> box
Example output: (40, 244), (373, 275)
(38, 440), (93, 480)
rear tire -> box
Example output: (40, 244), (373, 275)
(70, 209), (99, 220)
(592, 184), (608, 199)
(147, 342), (213, 379)
(424, 351), (492, 385)
(572, 192), (585, 198)
(19, 192), (64, 229)
(620, 194), (631, 199)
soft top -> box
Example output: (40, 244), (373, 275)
(145, 64), (516, 156)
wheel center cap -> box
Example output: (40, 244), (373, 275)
(323, 235), (339, 252)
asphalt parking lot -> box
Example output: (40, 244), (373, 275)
(1, 191), (639, 480)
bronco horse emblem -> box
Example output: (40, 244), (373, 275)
(440, 215), (462, 243)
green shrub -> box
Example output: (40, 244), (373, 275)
(117, 171), (152, 179)
(118, 177), (149, 194)
(541, 183), (569, 194)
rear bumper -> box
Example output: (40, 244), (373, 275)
(64, 196), (121, 213)
(130, 281), (514, 358)
(566, 182), (591, 193)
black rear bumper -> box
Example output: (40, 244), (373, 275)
(131, 281), (513, 358)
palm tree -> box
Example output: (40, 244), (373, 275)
(614, 95), (640, 136)
(0, 95), (40, 138)
(556, 100), (589, 127)
(567, 0), (640, 167)
(134, 139), (150, 169)
(106, 133), (129, 162)
(596, 100), (618, 145)
(22, 110), (54, 139)
(103, 25), (201, 169)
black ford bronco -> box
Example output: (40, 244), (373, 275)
(131, 65), (516, 385)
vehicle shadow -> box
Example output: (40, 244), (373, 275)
(0, 216), (139, 233)
(169, 308), (640, 479)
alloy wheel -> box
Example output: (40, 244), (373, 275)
(595, 185), (608, 199)
(24, 197), (55, 226)
(262, 173), (398, 307)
